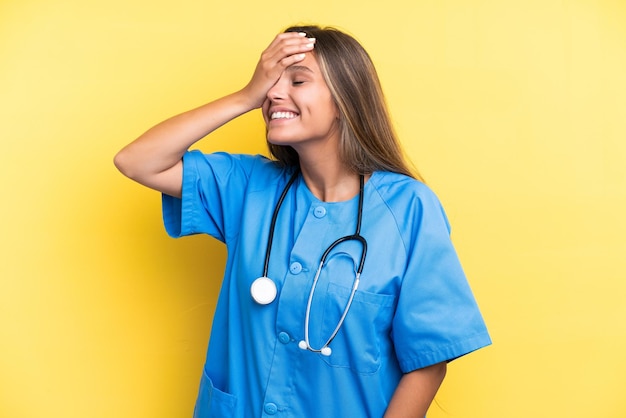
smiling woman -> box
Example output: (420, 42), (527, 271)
(262, 53), (340, 156)
(114, 24), (490, 418)
(267, 26), (419, 180)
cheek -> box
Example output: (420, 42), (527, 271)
(261, 99), (271, 123)
(325, 101), (340, 125)
(325, 94), (339, 120)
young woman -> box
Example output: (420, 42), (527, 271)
(115, 25), (491, 418)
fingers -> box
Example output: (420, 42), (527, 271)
(242, 32), (316, 108)
(262, 32), (316, 72)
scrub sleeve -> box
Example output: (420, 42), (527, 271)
(372, 176), (492, 371)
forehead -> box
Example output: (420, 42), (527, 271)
(286, 53), (321, 74)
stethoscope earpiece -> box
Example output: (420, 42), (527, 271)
(298, 340), (332, 357)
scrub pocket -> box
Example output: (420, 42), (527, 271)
(321, 281), (396, 374)
(193, 369), (238, 418)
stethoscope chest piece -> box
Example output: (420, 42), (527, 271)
(250, 276), (277, 305)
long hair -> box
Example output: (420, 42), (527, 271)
(267, 25), (421, 181)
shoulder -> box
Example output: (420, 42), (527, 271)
(369, 171), (444, 212)
(184, 151), (291, 184)
(184, 151), (277, 172)
(368, 171), (451, 237)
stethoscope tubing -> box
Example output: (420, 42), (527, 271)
(262, 170), (300, 279)
(257, 170), (367, 356)
(301, 234), (366, 354)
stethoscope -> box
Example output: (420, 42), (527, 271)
(250, 170), (367, 356)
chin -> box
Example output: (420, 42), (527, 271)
(266, 134), (296, 146)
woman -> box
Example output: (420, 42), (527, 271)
(115, 25), (491, 418)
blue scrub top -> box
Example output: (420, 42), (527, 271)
(163, 151), (491, 418)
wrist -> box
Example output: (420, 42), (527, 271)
(236, 84), (266, 111)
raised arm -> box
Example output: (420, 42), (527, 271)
(113, 32), (316, 198)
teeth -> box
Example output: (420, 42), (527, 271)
(271, 111), (298, 120)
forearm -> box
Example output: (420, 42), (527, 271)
(384, 362), (447, 418)
(114, 90), (254, 182)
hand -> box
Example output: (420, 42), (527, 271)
(241, 32), (316, 109)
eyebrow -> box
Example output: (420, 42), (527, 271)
(287, 65), (314, 74)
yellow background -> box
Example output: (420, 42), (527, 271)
(1, 0), (625, 416)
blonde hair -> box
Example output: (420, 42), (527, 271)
(268, 25), (421, 181)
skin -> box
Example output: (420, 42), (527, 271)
(384, 362), (447, 418)
(262, 52), (354, 201)
(114, 31), (447, 417)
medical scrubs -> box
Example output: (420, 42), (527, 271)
(163, 151), (491, 418)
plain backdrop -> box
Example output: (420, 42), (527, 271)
(1, 0), (625, 417)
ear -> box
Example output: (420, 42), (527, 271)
(334, 103), (341, 120)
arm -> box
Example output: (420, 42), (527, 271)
(113, 32), (315, 197)
(113, 92), (255, 197)
(384, 362), (447, 418)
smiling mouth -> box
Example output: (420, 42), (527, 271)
(270, 111), (299, 120)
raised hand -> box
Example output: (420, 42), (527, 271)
(241, 32), (316, 109)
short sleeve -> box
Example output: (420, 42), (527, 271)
(392, 187), (491, 372)
(162, 151), (256, 242)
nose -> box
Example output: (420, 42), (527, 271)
(267, 76), (287, 101)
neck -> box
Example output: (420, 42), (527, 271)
(292, 135), (367, 202)
(297, 156), (364, 202)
